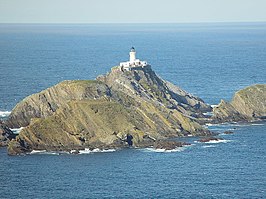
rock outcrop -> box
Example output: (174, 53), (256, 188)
(0, 122), (16, 147)
(213, 84), (266, 122)
(6, 65), (212, 155)
(97, 66), (211, 116)
(153, 140), (190, 150)
(198, 137), (223, 143)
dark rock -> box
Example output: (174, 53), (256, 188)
(7, 138), (31, 155)
(198, 137), (223, 143)
(0, 122), (16, 147)
(153, 140), (190, 150)
(126, 134), (133, 146)
(224, 131), (234, 134)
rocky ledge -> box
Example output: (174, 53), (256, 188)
(198, 137), (223, 143)
(0, 122), (16, 147)
(212, 84), (266, 122)
(5, 65), (213, 155)
(153, 140), (190, 150)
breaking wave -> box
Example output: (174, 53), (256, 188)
(195, 139), (231, 144)
(142, 145), (192, 153)
(28, 148), (116, 155)
(77, 148), (116, 154)
(202, 145), (216, 148)
(30, 150), (60, 155)
(205, 139), (231, 144)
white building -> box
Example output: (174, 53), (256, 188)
(120, 47), (148, 71)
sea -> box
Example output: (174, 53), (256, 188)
(0, 23), (265, 198)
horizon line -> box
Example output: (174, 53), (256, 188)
(0, 21), (266, 25)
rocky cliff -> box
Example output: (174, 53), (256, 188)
(213, 84), (266, 122)
(6, 65), (212, 155)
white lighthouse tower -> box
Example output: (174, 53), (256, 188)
(129, 47), (136, 63)
(119, 47), (148, 71)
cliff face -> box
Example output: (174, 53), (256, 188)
(213, 84), (266, 122)
(6, 80), (111, 128)
(7, 66), (212, 155)
(97, 66), (211, 116)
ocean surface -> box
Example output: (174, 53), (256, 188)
(0, 23), (266, 198)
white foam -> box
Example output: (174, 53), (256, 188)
(0, 111), (11, 117)
(205, 139), (231, 144)
(30, 150), (46, 154)
(78, 148), (116, 154)
(143, 145), (191, 153)
(202, 145), (216, 148)
(251, 123), (265, 126)
(11, 127), (24, 134)
(30, 150), (59, 155)
(211, 105), (217, 108)
(205, 123), (218, 127)
(195, 139), (231, 144)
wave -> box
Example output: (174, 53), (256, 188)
(29, 150), (60, 155)
(143, 145), (192, 153)
(207, 121), (265, 128)
(205, 139), (231, 144)
(195, 139), (231, 144)
(205, 123), (222, 127)
(211, 105), (217, 108)
(27, 148), (117, 155)
(77, 148), (116, 154)
(202, 145), (216, 148)
(0, 111), (11, 117)
(250, 123), (265, 126)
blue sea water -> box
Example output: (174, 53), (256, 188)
(0, 23), (266, 198)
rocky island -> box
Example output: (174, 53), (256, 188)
(5, 48), (214, 155)
(213, 84), (266, 122)
(2, 48), (266, 155)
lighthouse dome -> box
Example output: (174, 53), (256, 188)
(130, 47), (135, 52)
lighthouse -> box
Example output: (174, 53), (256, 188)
(119, 47), (148, 71)
(129, 47), (136, 63)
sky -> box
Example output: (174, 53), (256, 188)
(0, 0), (266, 23)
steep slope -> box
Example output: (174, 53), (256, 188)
(97, 66), (211, 116)
(6, 80), (111, 128)
(213, 84), (266, 122)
